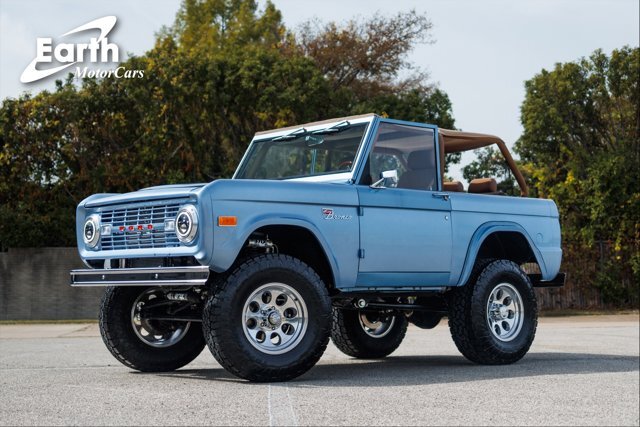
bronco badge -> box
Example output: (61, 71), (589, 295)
(321, 208), (353, 221)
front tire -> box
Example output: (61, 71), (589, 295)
(331, 309), (408, 358)
(447, 259), (538, 364)
(99, 286), (205, 372)
(203, 254), (332, 382)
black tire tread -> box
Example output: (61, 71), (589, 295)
(331, 308), (407, 358)
(448, 259), (537, 365)
(99, 287), (205, 372)
(203, 254), (331, 382)
(447, 258), (494, 363)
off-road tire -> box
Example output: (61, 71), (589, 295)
(203, 254), (331, 382)
(447, 259), (538, 364)
(99, 286), (205, 372)
(331, 309), (408, 358)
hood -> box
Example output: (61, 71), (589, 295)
(83, 183), (206, 208)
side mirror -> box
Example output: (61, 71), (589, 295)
(370, 169), (398, 189)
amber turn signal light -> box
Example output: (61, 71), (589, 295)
(218, 216), (238, 227)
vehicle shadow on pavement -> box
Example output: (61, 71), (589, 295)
(144, 352), (639, 385)
(139, 368), (242, 383)
(295, 353), (639, 386)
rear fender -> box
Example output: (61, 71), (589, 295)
(457, 222), (547, 286)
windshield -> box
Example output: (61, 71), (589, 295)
(235, 122), (369, 180)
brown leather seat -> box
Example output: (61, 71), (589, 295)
(468, 178), (498, 194)
(443, 181), (464, 192)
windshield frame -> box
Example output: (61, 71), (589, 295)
(232, 115), (376, 182)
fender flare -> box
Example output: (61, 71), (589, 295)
(212, 214), (340, 286)
(456, 221), (548, 286)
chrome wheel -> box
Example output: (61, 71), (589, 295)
(242, 283), (308, 355)
(130, 289), (191, 348)
(486, 282), (524, 342)
(358, 313), (396, 338)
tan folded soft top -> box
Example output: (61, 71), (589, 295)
(438, 129), (528, 196)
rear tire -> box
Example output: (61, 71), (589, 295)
(447, 259), (538, 364)
(99, 286), (205, 372)
(331, 309), (408, 358)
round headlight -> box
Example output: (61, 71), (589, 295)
(83, 215), (100, 248)
(175, 205), (198, 243)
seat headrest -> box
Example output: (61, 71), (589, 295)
(468, 178), (498, 193)
(443, 181), (464, 192)
(407, 150), (432, 170)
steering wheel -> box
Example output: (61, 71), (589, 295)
(337, 160), (353, 170)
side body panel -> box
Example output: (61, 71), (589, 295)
(449, 193), (562, 284)
(202, 182), (561, 290)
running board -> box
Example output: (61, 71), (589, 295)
(70, 266), (210, 287)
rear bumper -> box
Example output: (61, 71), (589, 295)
(70, 266), (210, 287)
(529, 272), (566, 288)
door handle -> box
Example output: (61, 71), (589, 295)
(432, 192), (450, 201)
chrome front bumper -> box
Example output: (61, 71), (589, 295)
(70, 266), (210, 287)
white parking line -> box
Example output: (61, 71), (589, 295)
(268, 383), (298, 426)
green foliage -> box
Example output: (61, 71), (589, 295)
(0, 1), (455, 248)
(595, 260), (636, 305)
(516, 46), (639, 307)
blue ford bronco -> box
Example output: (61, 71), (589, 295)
(71, 114), (564, 382)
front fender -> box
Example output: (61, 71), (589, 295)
(207, 211), (341, 285)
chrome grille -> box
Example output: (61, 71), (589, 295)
(99, 201), (184, 251)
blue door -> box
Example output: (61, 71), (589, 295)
(356, 121), (452, 287)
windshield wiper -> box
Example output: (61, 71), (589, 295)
(272, 127), (307, 141)
(311, 120), (351, 135)
(271, 120), (351, 141)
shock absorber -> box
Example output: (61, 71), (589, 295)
(166, 292), (201, 304)
(247, 235), (277, 254)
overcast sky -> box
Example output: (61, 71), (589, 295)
(1, 0), (638, 181)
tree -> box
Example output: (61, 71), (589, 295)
(172, 0), (286, 57)
(515, 46), (639, 305)
(296, 10), (432, 96)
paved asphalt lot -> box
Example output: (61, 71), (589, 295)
(1, 315), (638, 426)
